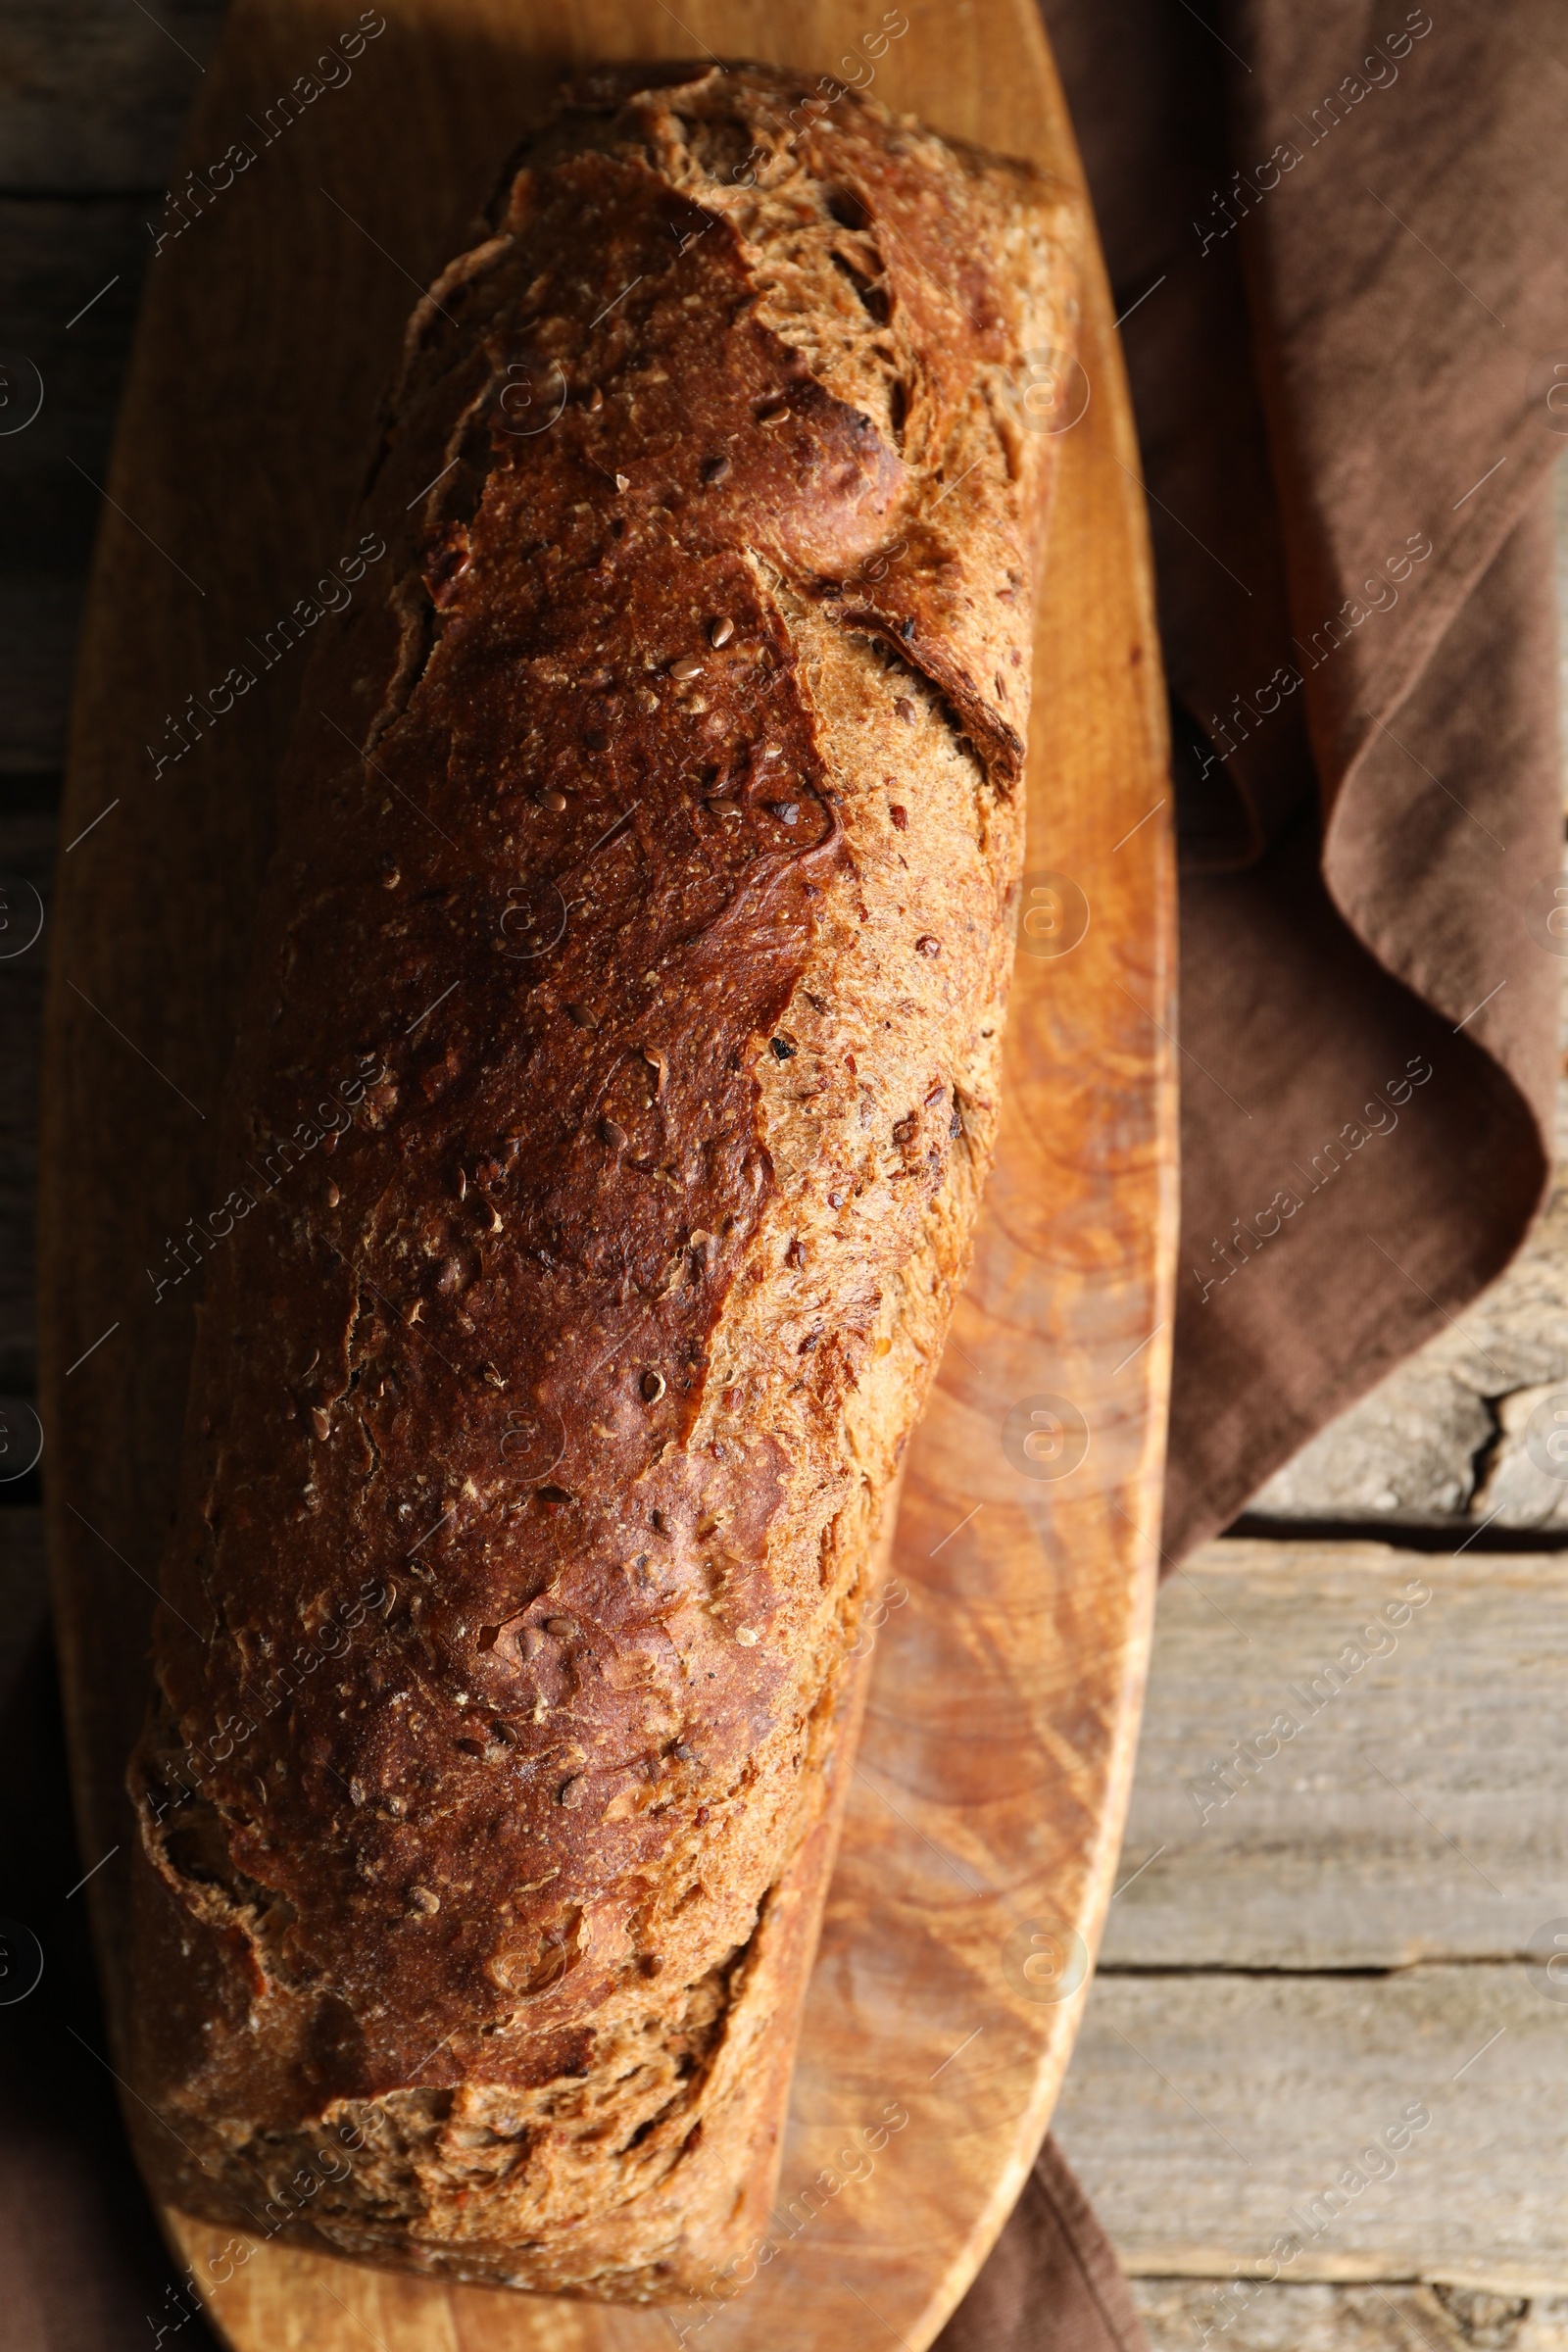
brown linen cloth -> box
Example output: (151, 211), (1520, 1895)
(938, 0), (1567, 2344)
(1042, 0), (1566, 1564)
(5, 4), (1565, 2349)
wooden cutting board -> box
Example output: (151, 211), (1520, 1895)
(37, 2), (1175, 2345)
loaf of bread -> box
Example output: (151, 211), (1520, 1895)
(125, 61), (1078, 2300)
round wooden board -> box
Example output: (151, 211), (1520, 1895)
(38, 2), (1175, 2346)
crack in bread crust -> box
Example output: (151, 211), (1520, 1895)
(124, 62), (1079, 2299)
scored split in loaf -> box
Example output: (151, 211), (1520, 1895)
(125, 60), (1079, 2301)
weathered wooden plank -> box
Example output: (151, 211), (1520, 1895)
(1100, 1539), (1568, 1969)
(0, 585), (80, 780)
(0, 200), (152, 771)
(1247, 1168), (1568, 1532)
(1054, 1965), (1568, 2297)
(1131, 2278), (1568, 2351)
(0, 1508), (48, 1717)
(0, 813), (54, 1394)
(0, 2), (225, 191)
(0, 8), (226, 776)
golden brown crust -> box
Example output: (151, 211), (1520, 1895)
(124, 61), (1078, 2298)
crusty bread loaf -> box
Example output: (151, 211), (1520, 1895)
(125, 61), (1078, 2301)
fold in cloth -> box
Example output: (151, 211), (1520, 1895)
(1039, 0), (1564, 1562)
(940, 0), (1564, 2342)
(934, 2140), (1151, 2352)
(7, 5), (1564, 2349)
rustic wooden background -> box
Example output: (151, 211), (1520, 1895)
(4, 6), (1567, 2347)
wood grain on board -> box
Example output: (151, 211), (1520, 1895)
(37, 2), (1175, 2346)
